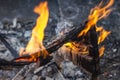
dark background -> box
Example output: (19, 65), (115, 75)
(0, 0), (59, 21)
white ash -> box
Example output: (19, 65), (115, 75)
(112, 48), (117, 53)
(10, 18), (17, 28)
(0, 50), (14, 61)
(55, 19), (73, 37)
(0, 44), (7, 51)
(0, 29), (8, 34)
(33, 59), (88, 80)
(61, 61), (86, 79)
(24, 73), (33, 80)
(5, 18), (21, 29)
(7, 30), (23, 37)
(31, 75), (40, 80)
(24, 30), (31, 39)
(0, 68), (19, 80)
(45, 77), (53, 80)
(0, 22), (3, 29)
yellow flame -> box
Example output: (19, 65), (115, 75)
(20, 1), (49, 60)
(65, 42), (74, 49)
(78, 0), (114, 37)
(78, 0), (114, 57)
(65, 42), (89, 55)
(66, 0), (114, 57)
(95, 26), (111, 44)
(98, 28), (111, 44)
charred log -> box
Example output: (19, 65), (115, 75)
(89, 27), (100, 80)
(0, 59), (32, 69)
(0, 55), (53, 69)
(12, 63), (38, 80)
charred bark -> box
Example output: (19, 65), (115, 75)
(89, 26), (100, 80)
(0, 59), (32, 69)
(0, 55), (53, 69)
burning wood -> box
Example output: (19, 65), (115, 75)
(19, 1), (49, 61)
(14, 0), (114, 63)
(0, 0), (115, 80)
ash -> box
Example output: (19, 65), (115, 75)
(0, 0), (120, 80)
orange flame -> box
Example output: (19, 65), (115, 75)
(78, 0), (114, 56)
(99, 45), (105, 57)
(17, 0), (114, 62)
(78, 0), (114, 37)
(19, 1), (49, 61)
(96, 26), (111, 44)
(67, 0), (114, 57)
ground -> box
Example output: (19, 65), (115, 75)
(0, 0), (120, 80)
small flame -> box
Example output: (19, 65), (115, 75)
(19, 1), (49, 61)
(65, 42), (74, 49)
(65, 42), (89, 55)
(99, 45), (105, 57)
(97, 27), (111, 44)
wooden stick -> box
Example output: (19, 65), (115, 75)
(0, 59), (32, 69)
(13, 22), (87, 60)
(0, 33), (19, 58)
(12, 63), (37, 80)
(0, 55), (53, 68)
(89, 26), (100, 80)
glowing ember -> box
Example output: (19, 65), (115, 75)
(19, 1), (49, 61)
(65, 42), (89, 55)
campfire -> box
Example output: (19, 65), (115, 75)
(0, 0), (115, 80)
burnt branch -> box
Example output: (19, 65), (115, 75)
(0, 33), (19, 58)
(12, 63), (38, 80)
(0, 59), (32, 69)
(0, 21), (88, 67)
(0, 55), (53, 69)
(14, 22), (87, 60)
(89, 26), (100, 80)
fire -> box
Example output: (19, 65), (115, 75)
(66, 0), (114, 57)
(96, 26), (111, 44)
(65, 42), (89, 55)
(16, 0), (114, 62)
(78, 0), (114, 37)
(99, 45), (105, 57)
(78, 0), (114, 57)
(19, 1), (49, 61)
